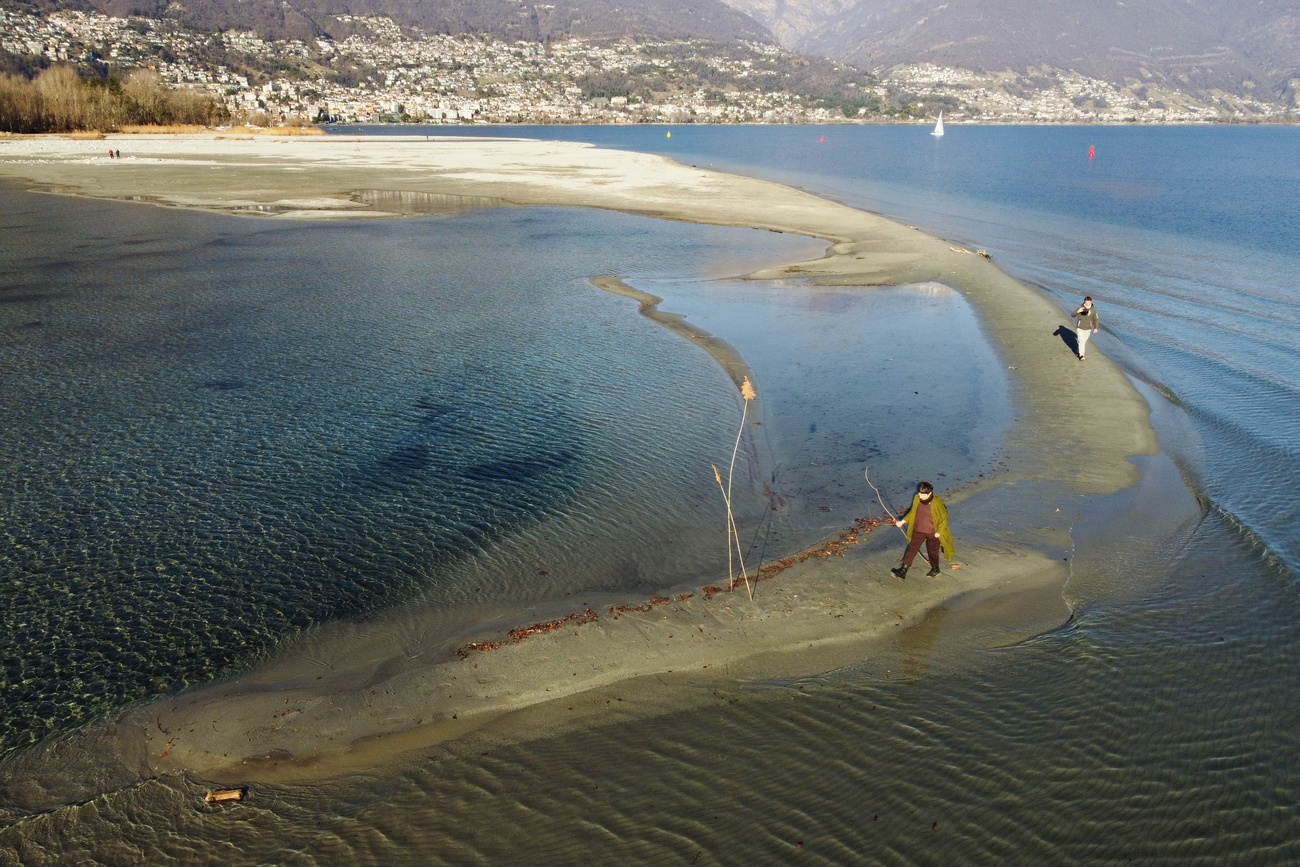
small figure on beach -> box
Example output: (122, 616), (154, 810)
(1073, 296), (1099, 361)
(115, 149), (121, 158)
(108, 149), (115, 158)
(891, 482), (954, 580)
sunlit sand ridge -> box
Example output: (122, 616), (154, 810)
(0, 134), (1159, 787)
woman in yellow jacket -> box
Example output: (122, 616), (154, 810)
(891, 481), (954, 579)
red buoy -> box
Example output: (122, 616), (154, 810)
(1089, 145), (1095, 159)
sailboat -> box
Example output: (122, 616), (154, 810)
(931, 111), (944, 137)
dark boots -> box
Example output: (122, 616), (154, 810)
(895, 561), (943, 580)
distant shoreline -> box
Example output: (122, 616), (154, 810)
(5, 117), (1297, 147)
(316, 118), (1300, 127)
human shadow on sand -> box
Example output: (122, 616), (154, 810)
(1053, 325), (1079, 357)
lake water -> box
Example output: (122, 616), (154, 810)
(2, 125), (1299, 862)
(378, 123), (1300, 572)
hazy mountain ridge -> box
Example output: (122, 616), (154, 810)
(12, 0), (774, 45)
(5, 0), (1294, 116)
(715, 0), (858, 45)
(720, 0), (1300, 103)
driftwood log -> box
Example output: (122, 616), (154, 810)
(204, 788), (246, 803)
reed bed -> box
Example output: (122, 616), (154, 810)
(0, 67), (224, 134)
(224, 124), (325, 136)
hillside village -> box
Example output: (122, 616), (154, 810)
(2, 6), (1294, 125)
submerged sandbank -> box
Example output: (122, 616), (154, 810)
(0, 134), (1161, 789)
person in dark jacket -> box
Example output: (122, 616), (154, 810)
(891, 481), (955, 579)
(1074, 296), (1099, 361)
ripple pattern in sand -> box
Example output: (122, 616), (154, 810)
(5, 518), (1298, 863)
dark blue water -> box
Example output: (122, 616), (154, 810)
(343, 124), (1300, 573)
(0, 191), (840, 757)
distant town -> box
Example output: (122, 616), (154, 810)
(3, 7), (1294, 126)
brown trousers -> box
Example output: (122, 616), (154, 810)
(903, 532), (940, 568)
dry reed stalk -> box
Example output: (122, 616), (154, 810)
(712, 465), (752, 601)
(713, 464), (733, 586)
(726, 377), (757, 506)
(716, 376), (759, 601)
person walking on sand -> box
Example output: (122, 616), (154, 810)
(1074, 296), (1099, 361)
(891, 482), (954, 580)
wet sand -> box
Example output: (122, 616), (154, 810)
(0, 134), (1160, 789)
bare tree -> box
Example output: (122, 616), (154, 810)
(0, 66), (225, 132)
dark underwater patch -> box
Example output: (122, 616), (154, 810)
(0, 292), (66, 305)
(413, 396), (454, 425)
(464, 451), (574, 482)
(383, 443), (433, 473)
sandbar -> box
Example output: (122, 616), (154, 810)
(0, 134), (1166, 794)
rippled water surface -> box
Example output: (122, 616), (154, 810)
(0, 188), (835, 757)
(4, 125), (1300, 863)
(392, 123), (1300, 570)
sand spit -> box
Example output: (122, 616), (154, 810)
(0, 134), (1158, 788)
(590, 275), (755, 395)
(126, 536), (1064, 785)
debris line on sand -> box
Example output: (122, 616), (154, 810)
(454, 519), (885, 657)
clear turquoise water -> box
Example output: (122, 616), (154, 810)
(3, 126), (1300, 862)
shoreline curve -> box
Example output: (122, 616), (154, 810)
(0, 133), (1170, 798)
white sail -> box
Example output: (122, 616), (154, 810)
(931, 112), (944, 136)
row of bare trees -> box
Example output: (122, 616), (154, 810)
(0, 67), (226, 133)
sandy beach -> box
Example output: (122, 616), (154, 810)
(0, 133), (1162, 791)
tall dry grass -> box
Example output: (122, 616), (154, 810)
(0, 66), (225, 133)
(222, 124), (324, 136)
(116, 124), (211, 134)
(712, 376), (758, 601)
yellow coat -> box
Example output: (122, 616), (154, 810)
(902, 493), (955, 561)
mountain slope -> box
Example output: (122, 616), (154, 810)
(721, 0), (1300, 102)
(714, 0), (859, 45)
(18, 0), (775, 44)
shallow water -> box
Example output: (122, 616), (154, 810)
(0, 188), (848, 759)
(4, 126), (1300, 862)
(0, 180), (1009, 774)
(379, 124), (1300, 572)
(5, 514), (1295, 864)
(644, 277), (1010, 532)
